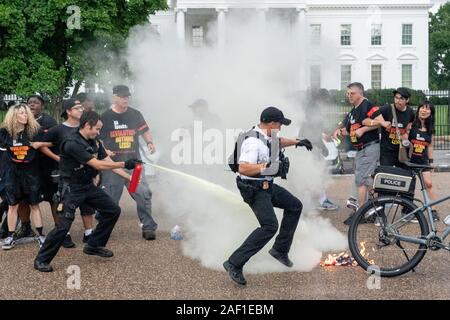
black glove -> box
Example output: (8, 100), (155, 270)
(296, 139), (313, 151)
(124, 158), (141, 170)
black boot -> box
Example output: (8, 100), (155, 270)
(34, 260), (54, 272)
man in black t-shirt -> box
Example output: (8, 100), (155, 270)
(40, 99), (96, 247)
(333, 83), (385, 216)
(378, 87), (415, 167)
(100, 85), (158, 240)
(34, 111), (138, 272)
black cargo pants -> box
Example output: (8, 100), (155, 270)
(35, 183), (121, 264)
(228, 177), (303, 269)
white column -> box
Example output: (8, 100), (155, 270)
(216, 8), (227, 49)
(257, 8), (267, 30)
(296, 7), (308, 91)
(176, 9), (186, 44)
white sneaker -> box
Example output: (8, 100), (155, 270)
(318, 199), (339, 211)
(36, 235), (46, 248)
(2, 236), (15, 250)
(346, 197), (358, 212)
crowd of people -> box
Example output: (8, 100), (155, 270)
(0, 82), (438, 282)
(333, 83), (436, 224)
(0, 85), (157, 272)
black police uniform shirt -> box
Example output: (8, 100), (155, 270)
(379, 104), (415, 153)
(44, 123), (79, 155)
(59, 131), (108, 185)
(343, 99), (381, 150)
(100, 107), (149, 162)
(409, 126), (432, 165)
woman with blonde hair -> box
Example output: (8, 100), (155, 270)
(0, 103), (51, 250)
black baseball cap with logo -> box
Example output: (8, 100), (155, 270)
(113, 85), (131, 97)
(260, 106), (291, 126)
(393, 87), (411, 99)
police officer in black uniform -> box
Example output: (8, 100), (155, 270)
(223, 106), (312, 286)
(34, 111), (139, 272)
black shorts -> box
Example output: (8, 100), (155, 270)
(5, 168), (42, 206)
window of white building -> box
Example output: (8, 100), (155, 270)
(371, 24), (382, 46)
(192, 26), (204, 47)
(310, 24), (321, 45)
(402, 24), (413, 45)
(341, 24), (352, 46)
(341, 65), (352, 89)
(371, 65), (382, 89)
(402, 64), (413, 88)
(310, 65), (321, 89)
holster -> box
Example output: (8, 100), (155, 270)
(236, 177), (272, 205)
(54, 182), (70, 213)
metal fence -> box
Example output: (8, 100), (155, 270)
(1, 90), (450, 149)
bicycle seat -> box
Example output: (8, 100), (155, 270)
(403, 161), (434, 171)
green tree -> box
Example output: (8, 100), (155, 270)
(429, 2), (450, 90)
(0, 0), (167, 112)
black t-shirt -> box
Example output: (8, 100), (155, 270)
(0, 147), (10, 192)
(35, 113), (57, 133)
(379, 104), (415, 153)
(44, 123), (79, 155)
(100, 107), (149, 161)
(60, 131), (107, 184)
(0, 128), (39, 165)
(343, 99), (381, 149)
(409, 126), (432, 165)
(36, 112), (58, 172)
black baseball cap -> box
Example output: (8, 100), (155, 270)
(61, 98), (81, 117)
(260, 106), (291, 126)
(113, 85), (131, 97)
(393, 87), (411, 99)
(188, 98), (208, 109)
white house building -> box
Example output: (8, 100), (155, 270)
(150, 0), (432, 90)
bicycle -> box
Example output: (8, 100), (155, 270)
(348, 161), (450, 277)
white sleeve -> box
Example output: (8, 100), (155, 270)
(238, 138), (259, 163)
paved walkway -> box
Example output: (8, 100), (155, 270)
(1, 173), (449, 299)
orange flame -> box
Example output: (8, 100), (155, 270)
(360, 241), (375, 265)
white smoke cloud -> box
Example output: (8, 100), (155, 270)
(125, 11), (347, 273)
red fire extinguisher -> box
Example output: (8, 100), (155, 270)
(128, 163), (143, 193)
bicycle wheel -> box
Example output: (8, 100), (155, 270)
(348, 196), (429, 277)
